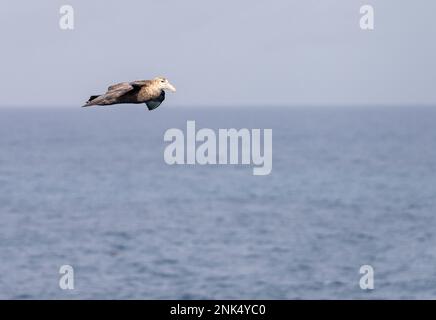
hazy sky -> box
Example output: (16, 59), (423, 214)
(1, 0), (435, 107)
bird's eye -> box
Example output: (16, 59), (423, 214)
(161, 80), (165, 83)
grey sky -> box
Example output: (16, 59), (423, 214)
(1, 0), (435, 107)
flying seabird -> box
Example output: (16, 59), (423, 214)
(82, 77), (176, 110)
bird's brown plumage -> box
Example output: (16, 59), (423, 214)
(82, 77), (176, 110)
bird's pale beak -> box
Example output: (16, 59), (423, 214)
(166, 82), (176, 92)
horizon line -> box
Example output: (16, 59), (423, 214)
(0, 104), (435, 109)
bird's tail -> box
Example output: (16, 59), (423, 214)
(82, 95), (100, 107)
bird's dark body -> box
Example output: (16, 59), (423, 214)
(83, 78), (172, 111)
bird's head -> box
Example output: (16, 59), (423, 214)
(154, 77), (176, 92)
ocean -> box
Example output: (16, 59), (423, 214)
(0, 106), (435, 299)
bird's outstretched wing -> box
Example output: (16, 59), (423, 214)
(84, 82), (136, 106)
(83, 80), (155, 107)
(107, 82), (134, 92)
(145, 90), (165, 111)
(130, 80), (151, 87)
(107, 80), (150, 91)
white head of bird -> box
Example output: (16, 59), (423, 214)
(155, 77), (176, 92)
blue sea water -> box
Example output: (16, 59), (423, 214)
(0, 106), (435, 299)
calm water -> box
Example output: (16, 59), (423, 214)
(0, 106), (435, 299)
